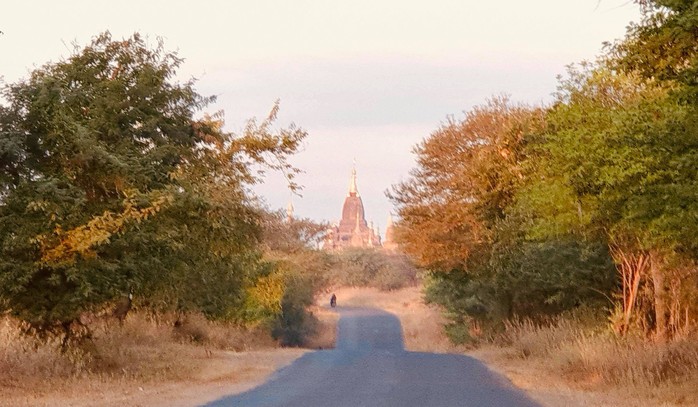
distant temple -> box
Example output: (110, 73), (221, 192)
(323, 166), (383, 251)
(382, 213), (399, 252)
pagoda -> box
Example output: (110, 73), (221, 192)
(323, 166), (382, 251)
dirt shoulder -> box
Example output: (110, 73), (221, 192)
(470, 346), (697, 407)
(0, 306), (342, 407)
(469, 347), (613, 407)
(1, 348), (308, 407)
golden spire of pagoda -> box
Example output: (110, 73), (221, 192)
(348, 160), (359, 196)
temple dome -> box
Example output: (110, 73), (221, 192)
(340, 195), (367, 230)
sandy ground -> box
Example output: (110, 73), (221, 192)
(1, 348), (308, 407)
(470, 347), (612, 407)
(470, 347), (698, 407)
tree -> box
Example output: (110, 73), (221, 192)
(0, 32), (306, 341)
(389, 0), (698, 343)
(609, 0), (698, 98)
(254, 209), (332, 345)
(260, 210), (327, 254)
(389, 97), (610, 331)
(528, 62), (697, 339)
(608, 0), (698, 339)
(388, 96), (543, 271)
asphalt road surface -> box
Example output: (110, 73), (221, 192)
(207, 307), (541, 407)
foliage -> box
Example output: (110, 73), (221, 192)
(388, 97), (544, 271)
(327, 248), (419, 291)
(392, 40), (698, 341)
(260, 210), (327, 254)
(608, 0), (698, 99)
(0, 32), (306, 341)
(271, 274), (319, 346)
(391, 97), (612, 335)
(257, 209), (334, 345)
(243, 272), (286, 324)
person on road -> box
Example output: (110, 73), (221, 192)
(330, 293), (337, 308)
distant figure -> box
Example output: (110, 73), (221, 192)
(330, 293), (337, 308)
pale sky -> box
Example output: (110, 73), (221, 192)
(1, 1), (641, 233)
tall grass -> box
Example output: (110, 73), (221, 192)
(0, 311), (278, 387)
(497, 316), (698, 389)
(0, 317), (84, 382)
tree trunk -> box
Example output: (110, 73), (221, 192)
(609, 243), (648, 336)
(649, 252), (668, 341)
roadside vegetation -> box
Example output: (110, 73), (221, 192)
(0, 32), (309, 341)
(389, 0), (698, 403)
(0, 32), (335, 405)
(326, 248), (419, 291)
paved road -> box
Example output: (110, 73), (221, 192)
(207, 307), (541, 407)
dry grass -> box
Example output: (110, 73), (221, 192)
(473, 316), (698, 407)
(0, 317), (87, 386)
(0, 312), (301, 406)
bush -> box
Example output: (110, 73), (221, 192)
(271, 275), (319, 346)
(494, 314), (698, 388)
(374, 254), (420, 290)
(172, 312), (275, 351)
(444, 321), (474, 345)
(327, 249), (419, 290)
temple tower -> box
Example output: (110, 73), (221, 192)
(383, 214), (399, 252)
(323, 165), (382, 251)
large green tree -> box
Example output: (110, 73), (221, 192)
(0, 32), (305, 338)
(389, 97), (615, 341)
(521, 62), (698, 337)
(610, 0), (698, 97)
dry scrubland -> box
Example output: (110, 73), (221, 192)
(0, 312), (330, 406)
(473, 318), (698, 407)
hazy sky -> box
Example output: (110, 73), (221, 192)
(1, 1), (641, 233)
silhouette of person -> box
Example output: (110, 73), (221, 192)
(330, 293), (337, 308)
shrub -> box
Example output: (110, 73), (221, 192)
(494, 314), (698, 388)
(327, 249), (419, 290)
(271, 275), (319, 346)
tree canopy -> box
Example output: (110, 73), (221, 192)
(0, 32), (306, 338)
(390, 1), (698, 342)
